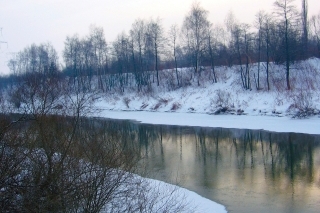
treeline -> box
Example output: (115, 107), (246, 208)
(5, 0), (320, 91)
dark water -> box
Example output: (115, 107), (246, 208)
(102, 118), (320, 213)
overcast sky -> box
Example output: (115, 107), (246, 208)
(0, 0), (319, 74)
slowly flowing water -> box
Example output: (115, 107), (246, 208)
(102, 118), (320, 213)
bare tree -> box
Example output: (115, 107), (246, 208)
(131, 19), (146, 73)
(224, 11), (238, 67)
(229, 22), (253, 90)
(112, 32), (130, 92)
(8, 43), (59, 76)
(207, 25), (224, 83)
(0, 113), (27, 212)
(243, 24), (254, 90)
(2, 66), (189, 212)
(63, 27), (109, 92)
(88, 26), (109, 91)
(182, 2), (211, 86)
(168, 24), (180, 86)
(310, 13), (320, 57)
(130, 19), (150, 91)
(301, 0), (309, 58)
(147, 18), (165, 86)
(273, 0), (299, 90)
(63, 34), (83, 84)
(262, 13), (275, 91)
(254, 11), (265, 90)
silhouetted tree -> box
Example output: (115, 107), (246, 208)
(168, 24), (180, 86)
(182, 2), (211, 86)
(273, 0), (299, 90)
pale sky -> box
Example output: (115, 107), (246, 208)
(0, 0), (319, 74)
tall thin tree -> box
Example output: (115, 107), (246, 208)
(301, 0), (309, 58)
(182, 2), (211, 86)
(273, 0), (299, 90)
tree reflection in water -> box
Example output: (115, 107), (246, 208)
(99, 118), (320, 213)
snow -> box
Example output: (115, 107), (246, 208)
(96, 110), (320, 135)
(145, 178), (227, 213)
(94, 58), (320, 135)
(97, 58), (320, 121)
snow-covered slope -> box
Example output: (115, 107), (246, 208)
(96, 58), (320, 120)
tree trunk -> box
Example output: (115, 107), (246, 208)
(285, 18), (291, 90)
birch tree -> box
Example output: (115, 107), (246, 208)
(168, 24), (180, 86)
(182, 2), (211, 86)
(273, 0), (299, 90)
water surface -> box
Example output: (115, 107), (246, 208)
(103, 118), (320, 213)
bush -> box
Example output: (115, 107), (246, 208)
(0, 71), (189, 213)
(288, 90), (319, 118)
(123, 97), (131, 108)
(214, 90), (231, 108)
(210, 90), (234, 115)
(152, 98), (170, 111)
(171, 102), (181, 111)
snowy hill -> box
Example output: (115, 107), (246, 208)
(96, 58), (320, 119)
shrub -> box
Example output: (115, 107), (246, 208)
(213, 89), (232, 108)
(140, 102), (149, 110)
(123, 97), (131, 108)
(288, 90), (319, 118)
(210, 89), (236, 115)
(171, 102), (181, 111)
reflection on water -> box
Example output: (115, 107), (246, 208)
(102, 118), (320, 213)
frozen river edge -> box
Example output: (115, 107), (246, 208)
(97, 110), (320, 135)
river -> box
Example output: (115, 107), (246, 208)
(102, 118), (320, 213)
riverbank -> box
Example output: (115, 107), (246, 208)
(93, 58), (320, 136)
(95, 58), (320, 124)
(143, 177), (227, 213)
(96, 110), (320, 135)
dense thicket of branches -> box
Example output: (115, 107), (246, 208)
(4, 0), (320, 92)
(0, 70), (189, 212)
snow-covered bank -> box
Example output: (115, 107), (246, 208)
(97, 110), (320, 135)
(144, 178), (227, 213)
(97, 59), (320, 118)
(93, 58), (320, 135)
